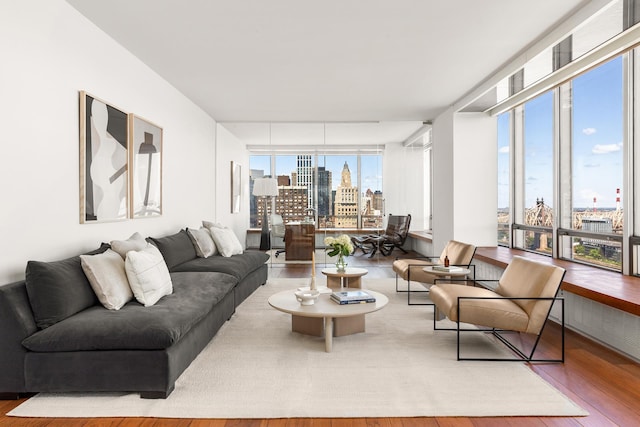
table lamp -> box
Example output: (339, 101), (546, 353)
(252, 177), (279, 250)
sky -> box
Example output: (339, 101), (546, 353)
(498, 56), (623, 210)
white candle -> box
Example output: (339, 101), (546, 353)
(311, 251), (315, 276)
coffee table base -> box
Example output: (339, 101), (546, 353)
(292, 314), (365, 337)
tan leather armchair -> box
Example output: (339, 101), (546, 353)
(430, 255), (566, 362)
(392, 240), (476, 305)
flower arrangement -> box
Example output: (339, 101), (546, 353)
(324, 234), (353, 272)
(324, 234), (354, 257)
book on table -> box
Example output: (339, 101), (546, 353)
(432, 265), (464, 272)
(331, 290), (376, 304)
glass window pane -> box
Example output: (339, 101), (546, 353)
(249, 155), (272, 228)
(524, 91), (554, 231)
(360, 155), (383, 229)
(497, 111), (511, 246)
(274, 155), (309, 223)
(318, 155), (358, 228)
(570, 56), (623, 268)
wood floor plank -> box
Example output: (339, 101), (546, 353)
(2, 251), (639, 426)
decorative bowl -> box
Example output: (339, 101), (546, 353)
(294, 289), (320, 306)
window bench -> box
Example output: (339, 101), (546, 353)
(475, 246), (640, 317)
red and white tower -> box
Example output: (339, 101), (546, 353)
(616, 188), (621, 211)
(593, 196), (597, 213)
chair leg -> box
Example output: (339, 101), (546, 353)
(450, 299), (565, 363)
(350, 237), (370, 255)
(367, 245), (378, 258)
(405, 268), (430, 306)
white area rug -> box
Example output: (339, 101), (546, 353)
(9, 278), (587, 419)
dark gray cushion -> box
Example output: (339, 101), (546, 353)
(25, 245), (108, 329)
(149, 230), (197, 270)
(172, 250), (269, 281)
(22, 271), (236, 352)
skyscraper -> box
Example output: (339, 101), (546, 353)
(334, 162), (358, 228)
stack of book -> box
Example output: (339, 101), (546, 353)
(432, 265), (464, 272)
(331, 290), (376, 305)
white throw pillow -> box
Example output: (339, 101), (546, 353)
(187, 227), (218, 257)
(208, 227), (243, 257)
(80, 249), (133, 310)
(202, 220), (229, 230)
(110, 232), (147, 259)
(125, 244), (173, 307)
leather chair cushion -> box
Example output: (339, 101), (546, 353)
(430, 283), (530, 332)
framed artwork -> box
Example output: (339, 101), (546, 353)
(231, 161), (241, 213)
(129, 114), (163, 218)
(79, 91), (129, 223)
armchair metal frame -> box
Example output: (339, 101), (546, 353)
(432, 277), (566, 363)
(393, 242), (476, 306)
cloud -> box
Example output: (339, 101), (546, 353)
(592, 142), (622, 154)
(582, 127), (597, 135)
(584, 163), (600, 168)
(498, 146), (509, 154)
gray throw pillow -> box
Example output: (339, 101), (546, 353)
(149, 230), (197, 270)
(25, 245), (107, 329)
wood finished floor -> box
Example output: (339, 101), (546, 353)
(2, 251), (640, 427)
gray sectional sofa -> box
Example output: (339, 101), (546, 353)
(0, 229), (269, 399)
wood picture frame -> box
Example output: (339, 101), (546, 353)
(79, 91), (129, 223)
(129, 114), (163, 218)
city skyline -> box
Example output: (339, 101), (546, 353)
(250, 155), (382, 193)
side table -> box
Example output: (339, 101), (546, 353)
(321, 267), (368, 289)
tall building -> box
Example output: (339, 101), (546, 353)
(275, 186), (309, 223)
(334, 162), (358, 228)
(316, 166), (332, 218)
(277, 175), (290, 186)
(296, 155), (313, 209)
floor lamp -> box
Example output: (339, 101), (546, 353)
(253, 177), (279, 251)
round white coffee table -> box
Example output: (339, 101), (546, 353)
(321, 267), (368, 289)
(268, 289), (388, 352)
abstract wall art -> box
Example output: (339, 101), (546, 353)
(79, 91), (129, 223)
(129, 114), (163, 218)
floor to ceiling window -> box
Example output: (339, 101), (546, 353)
(249, 153), (383, 230)
(515, 91), (554, 255)
(562, 57), (624, 269)
(497, 111), (511, 246)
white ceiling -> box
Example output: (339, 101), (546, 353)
(66, 0), (588, 145)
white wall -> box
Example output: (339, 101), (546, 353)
(431, 109), (455, 253)
(214, 124), (250, 247)
(452, 113), (497, 246)
(0, 0), (217, 283)
(431, 109), (497, 253)
(383, 142), (425, 229)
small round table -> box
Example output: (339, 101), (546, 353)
(268, 289), (388, 352)
(422, 266), (471, 279)
(321, 267), (368, 289)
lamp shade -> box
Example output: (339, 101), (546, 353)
(253, 177), (279, 197)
